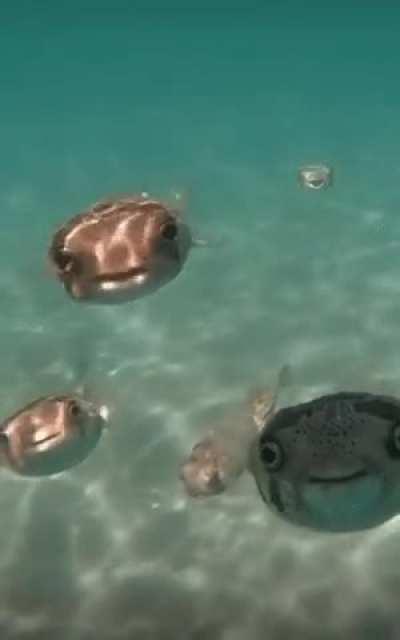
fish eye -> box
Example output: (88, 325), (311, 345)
(52, 247), (74, 272)
(161, 221), (178, 240)
(259, 438), (284, 471)
(69, 401), (82, 419)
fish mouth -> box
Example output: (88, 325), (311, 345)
(308, 178), (326, 189)
(95, 266), (148, 284)
(94, 267), (148, 292)
(308, 469), (368, 484)
(30, 433), (61, 450)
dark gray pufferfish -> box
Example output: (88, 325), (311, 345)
(251, 391), (400, 532)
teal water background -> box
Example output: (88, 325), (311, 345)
(2, 4), (400, 639)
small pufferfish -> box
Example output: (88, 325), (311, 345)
(180, 366), (290, 498)
(0, 394), (109, 477)
(48, 193), (196, 303)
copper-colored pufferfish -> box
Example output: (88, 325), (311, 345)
(0, 394), (108, 477)
(48, 193), (194, 303)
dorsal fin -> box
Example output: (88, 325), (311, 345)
(251, 364), (292, 430)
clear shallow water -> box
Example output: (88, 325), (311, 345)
(2, 4), (400, 639)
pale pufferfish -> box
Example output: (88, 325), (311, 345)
(251, 391), (400, 533)
(0, 395), (109, 477)
(180, 366), (290, 498)
(48, 193), (193, 303)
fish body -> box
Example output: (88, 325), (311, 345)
(298, 164), (333, 190)
(0, 394), (107, 476)
(48, 194), (192, 303)
(251, 391), (400, 532)
(180, 366), (290, 498)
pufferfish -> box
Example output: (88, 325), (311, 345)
(180, 366), (290, 497)
(0, 395), (108, 477)
(251, 391), (400, 533)
(48, 193), (195, 303)
(183, 383), (400, 534)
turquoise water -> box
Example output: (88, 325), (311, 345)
(2, 4), (400, 638)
